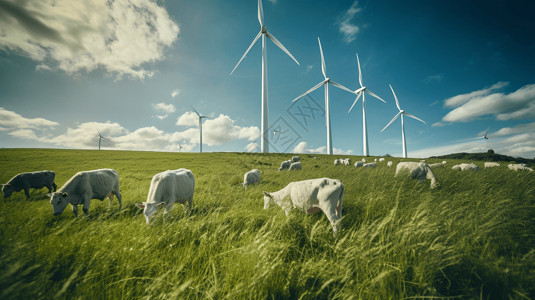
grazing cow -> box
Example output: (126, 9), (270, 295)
(452, 163), (480, 171)
(334, 159), (340, 165)
(49, 169), (122, 217)
(379, 158), (385, 162)
(136, 169), (195, 224)
(396, 162), (439, 189)
(243, 169), (261, 187)
(361, 158), (367, 163)
(3, 170), (57, 199)
(442, 161), (447, 165)
(278, 160), (292, 171)
(364, 162), (377, 168)
(429, 163), (445, 169)
(354, 161), (363, 167)
(508, 163), (533, 172)
(263, 178), (344, 233)
(387, 161), (393, 167)
(288, 162), (302, 171)
(341, 158), (351, 166)
(484, 162), (501, 169)
(292, 156), (301, 162)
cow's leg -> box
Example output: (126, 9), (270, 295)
(183, 197), (192, 215)
(82, 199), (91, 216)
(164, 199), (176, 215)
(46, 184), (53, 193)
(24, 187), (30, 199)
(53, 183), (57, 192)
(115, 189), (122, 209)
(72, 204), (79, 217)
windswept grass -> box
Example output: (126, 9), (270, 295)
(0, 149), (534, 299)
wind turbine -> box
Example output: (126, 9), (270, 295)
(230, 0), (299, 153)
(97, 130), (104, 150)
(191, 106), (211, 153)
(475, 127), (489, 140)
(380, 84), (426, 158)
(347, 53), (387, 156)
(292, 37), (354, 155)
(178, 144), (183, 152)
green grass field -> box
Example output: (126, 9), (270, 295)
(0, 149), (534, 299)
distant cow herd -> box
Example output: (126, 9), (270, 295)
(1, 156), (533, 233)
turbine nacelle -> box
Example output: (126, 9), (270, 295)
(261, 25), (267, 33)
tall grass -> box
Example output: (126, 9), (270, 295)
(0, 149), (534, 299)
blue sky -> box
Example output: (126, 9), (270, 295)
(1, 0), (534, 158)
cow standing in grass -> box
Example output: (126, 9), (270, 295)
(49, 169), (122, 217)
(263, 178), (344, 233)
(396, 162), (439, 189)
(2, 170), (57, 199)
(136, 168), (195, 224)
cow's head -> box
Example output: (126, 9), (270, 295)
(2, 184), (14, 199)
(49, 192), (70, 216)
(135, 202), (164, 224)
(263, 191), (273, 210)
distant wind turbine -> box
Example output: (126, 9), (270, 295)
(230, 0), (299, 153)
(178, 144), (183, 152)
(292, 37), (354, 155)
(380, 84), (426, 158)
(347, 53), (387, 156)
(97, 130), (105, 150)
(191, 106), (212, 153)
(475, 127), (489, 140)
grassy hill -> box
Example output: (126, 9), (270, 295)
(0, 149), (534, 299)
(430, 150), (535, 165)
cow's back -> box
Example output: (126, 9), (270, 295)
(147, 169), (194, 204)
(289, 178), (342, 209)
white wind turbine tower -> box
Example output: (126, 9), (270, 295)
(97, 130), (104, 150)
(347, 53), (387, 156)
(191, 106), (212, 153)
(380, 84), (426, 158)
(292, 38), (356, 155)
(230, 0), (300, 153)
(178, 144), (183, 152)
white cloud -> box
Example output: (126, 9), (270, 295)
(171, 89), (180, 98)
(246, 142), (259, 152)
(0, 0), (179, 80)
(410, 122), (535, 159)
(0, 107), (58, 130)
(337, 1), (361, 44)
(176, 111), (199, 127)
(443, 81), (508, 108)
(440, 82), (535, 123)
(203, 114), (260, 146)
(152, 102), (176, 120)
(292, 141), (353, 155)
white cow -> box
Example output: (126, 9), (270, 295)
(396, 162), (439, 189)
(484, 162), (501, 169)
(292, 156), (301, 162)
(442, 161), (447, 165)
(429, 162), (445, 168)
(136, 169), (195, 224)
(354, 161), (363, 167)
(278, 160), (292, 171)
(387, 161), (393, 167)
(289, 162), (302, 171)
(263, 178), (344, 233)
(334, 159), (340, 165)
(342, 158), (351, 166)
(379, 157), (385, 162)
(243, 169), (261, 187)
(361, 158), (367, 163)
(364, 162), (377, 168)
(49, 168), (122, 217)
(452, 163), (480, 171)
(508, 163), (533, 172)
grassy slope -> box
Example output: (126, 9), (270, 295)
(0, 149), (534, 299)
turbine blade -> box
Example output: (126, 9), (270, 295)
(330, 80), (355, 94)
(356, 53), (363, 87)
(190, 105), (200, 117)
(389, 84), (401, 110)
(404, 112), (426, 124)
(258, 0), (264, 26)
(266, 31), (299, 65)
(318, 37), (326, 79)
(485, 127), (489, 136)
(292, 80), (326, 102)
(365, 89), (387, 103)
(348, 92), (363, 113)
(381, 111), (402, 132)
(230, 31), (262, 75)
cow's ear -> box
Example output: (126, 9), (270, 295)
(47, 193), (52, 197)
(135, 203), (145, 209)
(62, 192), (68, 197)
(156, 202), (165, 207)
(263, 191), (271, 198)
